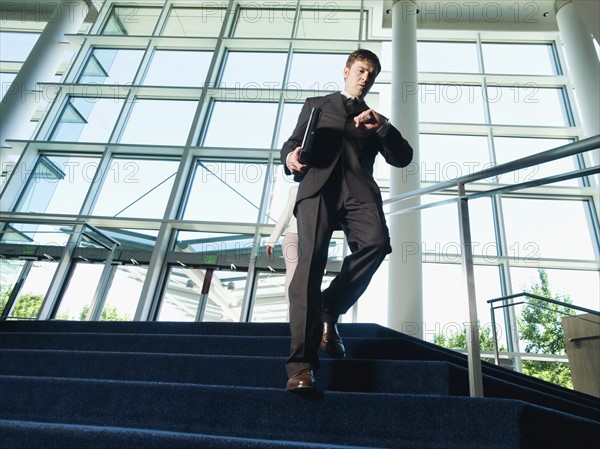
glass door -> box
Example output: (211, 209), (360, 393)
(0, 258), (59, 320)
(156, 265), (247, 322)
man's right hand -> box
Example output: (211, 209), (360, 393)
(286, 146), (309, 176)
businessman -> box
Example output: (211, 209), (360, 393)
(281, 49), (414, 392)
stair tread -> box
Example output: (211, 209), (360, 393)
(1, 321), (599, 449)
(0, 374), (541, 449)
(0, 348), (461, 394)
(0, 419), (390, 449)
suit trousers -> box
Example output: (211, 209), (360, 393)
(286, 171), (390, 377)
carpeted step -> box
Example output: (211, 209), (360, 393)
(2, 326), (599, 421)
(4, 375), (596, 449)
(1, 320), (596, 412)
(0, 349), (463, 395)
(0, 320), (398, 338)
(0, 331), (292, 356)
(0, 419), (388, 449)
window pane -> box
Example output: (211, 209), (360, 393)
(483, 43), (558, 75)
(92, 158), (179, 219)
(157, 267), (244, 322)
(357, 261), (388, 325)
(421, 196), (497, 257)
(422, 263), (502, 343)
(418, 41), (479, 73)
(494, 137), (579, 187)
(277, 103), (303, 148)
(142, 50), (212, 87)
(183, 161), (267, 223)
(78, 48), (144, 84)
(1, 73), (16, 100)
(15, 154), (100, 215)
(162, 6), (226, 37)
(420, 134), (491, 183)
(4, 261), (58, 320)
(252, 271), (289, 322)
(487, 86), (569, 126)
(203, 101), (277, 148)
(204, 270), (245, 322)
(502, 198), (596, 260)
(102, 6), (161, 36)
(51, 97), (124, 142)
(510, 267), (600, 313)
(2, 223), (73, 246)
(0, 32), (39, 61)
(97, 227), (158, 255)
(233, 8), (295, 38)
(296, 9), (362, 40)
(288, 53), (347, 91)
(419, 84), (485, 124)
(119, 99), (197, 145)
(101, 265), (147, 321)
(219, 51), (287, 88)
(54, 263), (102, 320)
(0, 259), (26, 316)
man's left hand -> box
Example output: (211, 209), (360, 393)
(354, 108), (383, 131)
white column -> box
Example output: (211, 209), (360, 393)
(556, 1), (600, 141)
(556, 1), (600, 222)
(0, 1), (88, 152)
(387, 0), (423, 338)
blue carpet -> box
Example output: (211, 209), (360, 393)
(0, 321), (598, 448)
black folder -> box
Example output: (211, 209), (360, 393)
(298, 107), (322, 164)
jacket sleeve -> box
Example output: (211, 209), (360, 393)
(281, 100), (313, 176)
(378, 123), (414, 168)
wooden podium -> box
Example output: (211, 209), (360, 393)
(562, 313), (600, 398)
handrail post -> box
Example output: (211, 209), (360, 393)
(490, 302), (500, 365)
(457, 183), (484, 397)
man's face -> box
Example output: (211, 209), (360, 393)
(343, 58), (378, 98)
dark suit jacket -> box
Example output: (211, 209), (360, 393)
(281, 92), (413, 208)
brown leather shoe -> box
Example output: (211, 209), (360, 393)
(286, 369), (316, 392)
(320, 322), (346, 358)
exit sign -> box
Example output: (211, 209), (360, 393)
(203, 255), (218, 265)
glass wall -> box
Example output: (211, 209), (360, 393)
(0, 1), (597, 346)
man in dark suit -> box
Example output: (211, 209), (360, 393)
(281, 49), (413, 392)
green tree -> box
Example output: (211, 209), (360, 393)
(433, 269), (574, 389)
(518, 269), (574, 388)
(0, 291), (45, 319)
(0, 284), (11, 314)
(433, 323), (502, 352)
(0, 284), (129, 321)
(79, 304), (131, 321)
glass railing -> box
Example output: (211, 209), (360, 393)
(383, 134), (600, 397)
(488, 292), (599, 397)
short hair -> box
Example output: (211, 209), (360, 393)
(346, 49), (381, 76)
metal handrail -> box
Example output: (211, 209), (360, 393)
(488, 292), (600, 366)
(383, 134), (600, 397)
(384, 134), (600, 209)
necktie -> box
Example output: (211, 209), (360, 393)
(344, 96), (359, 111)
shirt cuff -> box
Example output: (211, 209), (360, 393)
(285, 152), (294, 169)
(376, 119), (391, 137)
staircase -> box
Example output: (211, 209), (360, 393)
(0, 320), (598, 448)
